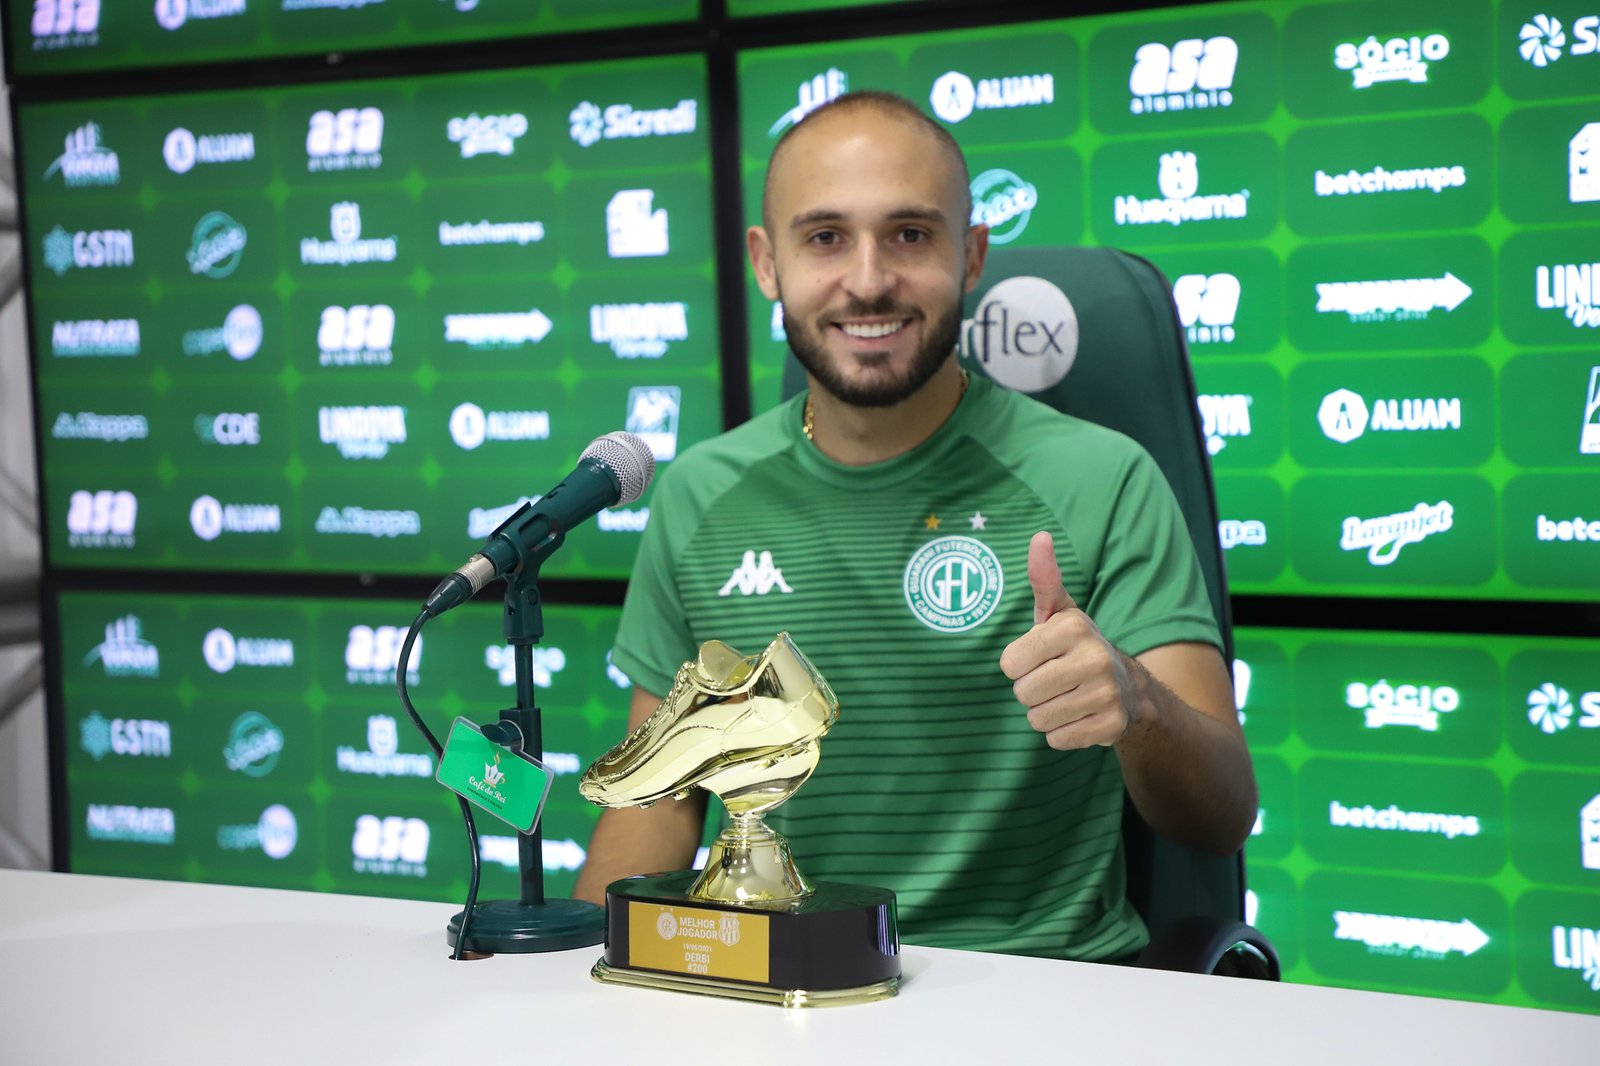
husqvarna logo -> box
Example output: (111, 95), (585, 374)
(960, 276), (1078, 393)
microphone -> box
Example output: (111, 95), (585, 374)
(423, 431), (655, 616)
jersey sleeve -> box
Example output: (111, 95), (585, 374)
(610, 464), (699, 699)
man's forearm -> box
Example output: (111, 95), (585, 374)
(572, 798), (705, 904)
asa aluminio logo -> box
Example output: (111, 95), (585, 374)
(1197, 393), (1251, 456)
(51, 411), (147, 443)
(203, 627), (295, 674)
(969, 169), (1038, 245)
(186, 211), (247, 279)
(314, 507), (420, 539)
(67, 490), (137, 549)
(1113, 150), (1249, 228)
(320, 304), (395, 366)
(84, 615), (158, 678)
(42, 225), (134, 277)
(164, 126), (255, 175)
(1173, 273), (1240, 346)
(929, 71), (1054, 124)
(336, 714), (432, 779)
(1316, 272), (1472, 322)
(190, 495), (281, 542)
(769, 69), (846, 137)
(223, 711), (284, 778)
(1535, 261), (1600, 329)
(1128, 36), (1238, 116)
(79, 712), (171, 761)
(85, 805), (174, 845)
(1334, 32), (1450, 89)
(607, 189), (669, 258)
(53, 318), (139, 358)
(351, 814), (430, 877)
(318, 405), (406, 459)
(301, 202), (396, 267)
(155, 0), (245, 32)
(590, 301), (688, 358)
(345, 625), (420, 686)
(182, 304), (261, 361)
(448, 112), (526, 158)
(305, 106), (384, 172)
(626, 386), (681, 461)
(485, 645), (568, 690)
(1346, 679), (1459, 731)
(1518, 14), (1600, 68)
(448, 402), (550, 450)
(1527, 681), (1600, 733)
(960, 276), (1079, 393)
(43, 122), (119, 188)
(444, 308), (552, 349)
(1340, 500), (1454, 565)
(31, 0), (100, 46)
(569, 99), (697, 147)
(1317, 388), (1462, 443)
(216, 804), (298, 860)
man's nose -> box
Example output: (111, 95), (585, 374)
(841, 238), (893, 301)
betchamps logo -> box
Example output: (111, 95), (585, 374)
(769, 68), (846, 137)
(163, 126), (255, 175)
(1317, 389), (1462, 444)
(569, 99), (697, 147)
(1128, 36), (1238, 115)
(189, 495), (281, 542)
(626, 386), (681, 461)
(216, 805), (298, 861)
(590, 302), (688, 358)
(202, 627), (295, 674)
(1328, 799), (1480, 839)
(41, 225), (134, 277)
(315, 506), (420, 539)
(970, 169), (1038, 246)
(1114, 150), (1249, 228)
(607, 189), (669, 258)
(1173, 273), (1240, 345)
(318, 405), (406, 459)
(351, 814), (430, 877)
(84, 615), (159, 678)
(67, 490), (137, 549)
(1537, 513), (1600, 543)
(51, 411), (147, 443)
(1346, 679), (1460, 731)
(1340, 501), (1454, 565)
(300, 202), (397, 267)
(52, 318), (139, 358)
(1334, 33), (1450, 89)
(1518, 14), (1600, 68)
(1535, 261), (1600, 329)
(79, 712), (170, 762)
(336, 714), (432, 779)
(305, 107), (384, 172)
(345, 625), (419, 686)
(31, 0), (100, 48)
(42, 122), (119, 188)
(1526, 681), (1600, 734)
(186, 211), (247, 279)
(960, 276), (1079, 393)
(154, 0), (245, 31)
(319, 304), (394, 367)
(485, 645), (568, 689)
(447, 112), (526, 158)
(1317, 273), (1472, 322)
(182, 304), (261, 361)
(437, 218), (544, 249)
(1314, 162), (1467, 198)
(444, 309), (552, 349)
(928, 70), (1055, 124)
(448, 402), (550, 450)
(1197, 393), (1252, 456)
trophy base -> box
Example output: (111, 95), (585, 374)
(595, 871), (899, 1007)
(446, 897), (606, 954)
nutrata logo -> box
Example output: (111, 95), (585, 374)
(301, 202), (397, 267)
(319, 304), (394, 367)
(1316, 273), (1472, 322)
(1218, 519), (1267, 550)
(1334, 33), (1450, 89)
(970, 169), (1038, 245)
(1317, 389), (1462, 443)
(43, 122), (119, 188)
(961, 276), (1079, 393)
(51, 411), (147, 443)
(590, 302), (688, 358)
(770, 68), (846, 137)
(345, 625), (419, 686)
(336, 713), (432, 779)
(306, 107), (384, 172)
(1334, 912), (1489, 959)
(84, 615), (158, 677)
(569, 99), (697, 147)
(314, 506), (420, 539)
(1114, 150), (1249, 228)
(1552, 925), (1600, 991)
(32, 0), (100, 45)
(447, 112), (527, 158)
(1535, 262), (1600, 328)
(217, 804), (298, 860)
(1129, 36), (1238, 115)
(52, 318), (139, 358)
(1340, 500), (1454, 565)
(223, 711), (284, 777)
(42, 225), (134, 277)
(79, 712), (171, 761)
(437, 218), (545, 248)
(163, 126), (255, 175)
(1173, 273), (1240, 345)
(1197, 393), (1251, 456)
(1573, 124), (1600, 203)
(928, 71), (1055, 124)
(1315, 163), (1467, 198)
(67, 489), (137, 548)
(186, 211), (246, 279)
(448, 402), (550, 450)
(318, 405), (406, 459)
(351, 814), (430, 876)
(1329, 799), (1480, 839)
(85, 805), (174, 845)
(1346, 679), (1459, 731)
(1527, 682), (1600, 733)
(607, 189), (669, 258)
(485, 645), (567, 688)
(155, 0), (245, 31)
(626, 386), (681, 461)
(444, 308), (552, 349)
(203, 627), (295, 674)
(1519, 14), (1600, 67)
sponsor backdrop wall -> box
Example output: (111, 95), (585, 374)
(9, 0), (1597, 1018)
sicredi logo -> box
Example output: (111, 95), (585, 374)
(306, 107), (384, 172)
(1315, 163), (1467, 198)
(486, 645), (566, 688)
(769, 69), (847, 137)
(590, 302), (688, 358)
(929, 71), (1054, 124)
(41, 225), (134, 277)
(345, 625), (419, 686)
(1218, 519), (1267, 550)
(67, 490), (137, 548)
(155, 0), (245, 31)
(51, 411), (147, 443)
(1114, 150), (1249, 228)
(1334, 33), (1450, 89)
(1551, 925), (1600, 992)
(85, 805), (174, 845)
(163, 127), (255, 175)
(43, 122), (119, 188)
(318, 405), (406, 459)
(437, 219), (544, 248)
(1527, 681), (1600, 733)
(569, 99), (697, 147)
(335, 714), (432, 779)
(1317, 273), (1472, 322)
(202, 627), (295, 674)
(607, 189), (669, 258)
(1536, 262), (1600, 328)
(84, 615), (158, 678)
(447, 112), (526, 158)
(195, 412), (259, 446)
(1328, 799), (1480, 839)
(32, 0), (100, 43)
(319, 304), (394, 367)
(1333, 912), (1489, 958)
(1340, 500), (1453, 565)
(1518, 14), (1600, 67)
(444, 309), (552, 349)
(189, 496), (280, 542)
(1574, 124), (1600, 204)
(216, 804), (297, 860)
(182, 304), (261, 361)
(1173, 273), (1240, 345)
(314, 507), (420, 539)
(1197, 393), (1251, 456)
(961, 276), (1079, 393)
(1582, 366), (1600, 454)
(969, 169), (1038, 246)
(1346, 679), (1459, 731)
(351, 814), (430, 875)
(626, 386), (681, 461)
(1317, 388), (1462, 443)
(52, 318), (139, 358)
(186, 211), (246, 279)
(448, 403), (550, 450)
(1128, 36), (1238, 115)
(301, 202), (397, 267)
(223, 711), (283, 777)
(79, 712), (170, 761)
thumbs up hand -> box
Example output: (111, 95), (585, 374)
(1000, 531), (1138, 750)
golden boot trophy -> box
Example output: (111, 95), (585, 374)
(580, 633), (900, 1006)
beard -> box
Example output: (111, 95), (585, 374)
(782, 291), (964, 409)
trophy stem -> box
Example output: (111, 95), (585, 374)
(689, 813), (813, 904)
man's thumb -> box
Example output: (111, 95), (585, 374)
(1028, 531), (1078, 625)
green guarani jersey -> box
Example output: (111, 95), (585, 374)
(612, 374), (1220, 961)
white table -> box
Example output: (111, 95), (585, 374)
(0, 869), (1591, 1064)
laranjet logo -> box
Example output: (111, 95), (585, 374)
(67, 489), (137, 549)
(769, 68), (847, 137)
(1316, 273), (1472, 322)
(1334, 33), (1450, 89)
(1334, 911), (1489, 959)
(961, 276), (1079, 393)
(216, 804), (297, 860)
(351, 814), (430, 877)
(1218, 519), (1267, 550)
(85, 805), (174, 845)
(1527, 681), (1600, 733)
(929, 71), (1055, 124)
(437, 218), (544, 248)
(1114, 150), (1249, 227)
(590, 302), (688, 358)
(31, 0), (100, 49)
(1128, 36), (1238, 116)
(43, 122), (119, 188)
(163, 126), (255, 175)
(607, 189), (669, 258)
(1197, 393), (1252, 456)
(84, 615), (158, 677)
(626, 386), (681, 461)
(202, 627), (295, 674)
(186, 211), (247, 279)
(319, 304), (394, 367)
(443, 308), (552, 349)
(52, 318), (140, 358)
(345, 625), (419, 686)
(314, 506), (420, 538)
(306, 107), (384, 172)
(1173, 273), (1240, 345)
(223, 711), (283, 778)
(183, 304), (261, 361)
(447, 112), (527, 158)
(1551, 924), (1600, 991)
(718, 551), (794, 597)
(79, 712), (170, 761)
(189, 495), (280, 542)
(1328, 799), (1480, 839)
(486, 645), (567, 689)
(42, 225), (134, 277)
(301, 202), (397, 267)
(1573, 124), (1600, 203)
(970, 169), (1038, 246)
(569, 99), (697, 147)
(1536, 262), (1600, 328)
(1340, 500), (1454, 565)
(1581, 366), (1600, 454)
(1519, 14), (1600, 67)
(1317, 388), (1462, 443)
(336, 714), (432, 778)
(51, 411), (147, 443)
(1315, 163), (1467, 198)
(318, 405), (406, 459)
(448, 402), (550, 450)
(1346, 679), (1459, 731)
(155, 0), (245, 32)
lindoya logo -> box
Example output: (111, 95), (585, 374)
(960, 276), (1078, 393)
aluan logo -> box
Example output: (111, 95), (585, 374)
(186, 211), (246, 278)
(223, 711), (283, 777)
(1316, 273), (1472, 322)
(970, 169), (1038, 246)
(590, 302), (688, 358)
(319, 304), (394, 367)
(336, 714), (432, 778)
(1340, 500), (1454, 565)
(1315, 163), (1467, 198)
(203, 627), (295, 674)
(306, 107), (384, 172)
(961, 276), (1079, 393)
(301, 202), (397, 267)
(1550, 925), (1600, 991)
(51, 411), (147, 443)
(448, 112), (526, 158)
(345, 625), (420, 686)
(1317, 389), (1462, 443)
(717, 551), (793, 597)
(903, 536), (1005, 633)
(569, 99), (697, 147)
(155, 0), (245, 31)
(1114, 150), (1249, 227)
(79, 712), (170, 761)
(194, 412), (258, 446)
(448, 403), (550, 450)
(32, 0), (100, 45)
(607, 189), (669, 258)
(1527, 682), (1600, 733)
(929, 71), (1054, 124)
(1573, 124), (1600, 203)
(1333, 911), (1489, 958)
(85, 805), (174, 845)
(1581, 367), (1600, 453)
(1218, 519), (1267, 550)
(67, 490), (137, 548)
(486, 645), (566, 688)
(52, 318), (139, 358)
(1328, 799), (1480, 839)
(41, 225), (134, 277)
(444, 308), (552, 349)
(217, 804), (297, 860)
(1128, 36), (1238, 115)
(597, 506), (649, 533)
(43, 122), (119, 188)
(1197, 393), (1251, 456)
(351, 814), (430, 876)
(1537, 513), (1600, 543)
(437, 218), (544, 248)
(314, 506), (420, 538)
(1536, 262), (1600, 328)
(627, 386), (681, 461)
(318, 405), (406, 459)
(1173, 273), (1240, 345)
(467, 496), (535, 539)
(769, 68), (847, 137)
(1333, 33), (1450, 89)
(1346, 679), (1459, 731)
(163, 126), (255, 175)
(183, 304), (261, 361)
(1519, 14), (1600, 67)
(84, 615), (158, 677)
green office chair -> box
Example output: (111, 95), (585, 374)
(779, 244), (1278, 978)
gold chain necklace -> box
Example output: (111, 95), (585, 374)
(803, 368), (969, 442)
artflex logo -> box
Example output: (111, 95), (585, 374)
(1334, 33), (1450, 89)
(1114, 150), (1249, 228)
(447, 113), (526, 158)
(1197, 393), (1251, 456)
(626, 386), (681, 461)
(1317, 273), (1473, 322)
(42, 225), (134, 277)
(437, 218), (544, 248)
(318, 405), (406, 459)
(203, 627), (295, 674)
(79, 712), (170, 761)
(929, 71), (1055, 124)
(569, 99), (697, 147)
(85, 805), (174, 845)
(1551, 925), (1600, 991)
(52, 318), (139, 358)
(31, 0), (100, 48)
(84, 615), (158, 678)
(1582, 366), (1600, 453)
(717, 551), (794, 597)
(769, 68), (846, 137)
(590, 302), (688, 358)
(223, 711), (283, 778)
(186, 211), (247, 279)
(1218, 519), (1267, 550)
(217, 804), (298, 860)
(67, 489), (137, 549)
(961, 276), (1079, 393)
(1346, 679), (1459, 731)
(1315, 163), (1467, 198)
(1535, 261), (1600, 328)
(1333, 911), (1489, 959)
(444, 308), (552, 349)
(970, 169), (1038, 246)
(1317, 388), (1462, 444)
(183, 304), (261, 361)
(1173, 273), (1240, 345)
(1329, 799), (1481, 839)
(1518, 14), (1600, 67)
(306, 107), (384, 172)
(351, 814), (430, 877)
(336, 714), (432, 779)
(51, 411), (147, 443)
(448, 402), (550, 450)
(1574, 124), (1600, 203)
(1340, 500), (1454, 565)
(43, 122), (119, 188)
(607, 189), (669, 258)
(1129, 36), (1238, 115)
(1527, 681), (1600, 733)
(301, 202), (397, 267)
(155, 0), (245, 31)
(314, 506), (420, 539)
(163, 126), (255, 175)
(485, 645), (567, 689)
(346, 625), (419, 686)
(903, 536), (1005, 633)
(319, 304), (394, 367)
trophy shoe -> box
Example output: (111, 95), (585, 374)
(580, 634), (900, 1007)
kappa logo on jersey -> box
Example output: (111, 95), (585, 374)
(183, 303), (261, 361)
(626, 386), (681, 461)
(42, 225), (134, 277)
(1128, 36), (1238, 115)
(447, 113), (527, 158)
(590, 302), (688, 358)
(189, 495), (281, 542)
(318, 405), (406, 459)
(1173, 273), (1240, 345)
(1340, 500), (1454, 565)
(904, 536), (1005, 633)
(1527, 681), (1600, 734)
(969, 169), (1037, 246)
(569, 99), (697, 147)
(769, 68), (847, 138)
(319, 304), (394, 366)
(448, 402), (550, 450)
(1334, 33), (1450, 89)
(301, 201), (397, 267)
(43, 122), (119, 188)
(928, 71), (1054, 124)
(84, 615), (158, 677)
(52, 318), (139, 358)
(607, 189), (669, 258)
(1317, 388), (1462, 444)
(306, 107), (384, 172)
(1197, 393), (1251, 455)
(1317, 273), (1473, 322)
(961, 276), (1079, 393)
(154, 0), (245, 31)
(31, 0), (100, 46)
(67, 489), (137, 548)
(1572, 124), (1600, 204)
(1519, 14), (1600, 67)
(1114, 151), (1249, 228)
(1536, 262), (1600, 329)
(202, 627), (295, 674)
(163, 127), (255, 175)
(444, 309), (552, 349)
(717, 551), (793, 597)
(186, 211), (247, 279)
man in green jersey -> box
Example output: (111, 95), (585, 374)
(574, 91), (1256, 960)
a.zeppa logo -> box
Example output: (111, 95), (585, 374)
(305, 107), (384, 172)
(1518, 13), (1600, 68)
(42, 122), (119, 188)
(83, 615), (158, 678)
(1113, 150), (1249, 228)
(51, 411), (147, 443)
(51, 317), (139, 358)
(314, 506), (420, 539)
(590, 302), (688, 359)
(448, 403), (550, 451)
(216, 804), (297, 861)
(30, 0), (100, 49)
(1526, 681), (1600, 733)
(203, 627), (295, 674)
(318, 405), (406, 459)
(960, 276), (1079, 393)
(1333, 32), (1451, 89)
(66, 489), (137, 548)
(969, 169), (1038, 246)
(1197, 393), (1251, 456)
(1534, 261), (1600, 329)
(447, 112), (526, 158)
(79, 712), (170, 761)
(351, 814), (430, 877)
(1345, 678), (1460, 732)
(1317, 388), (1462, 444)
(41, 225), (134, 278)
(1316, 272), (1473, 323)
(929, 71), (1055, 124)
(336, 714), (432, 779)
(1339, 500), (1454, 565)
(1128, 36), (1238, 116)
(345, 624), (420, 686)
(182, 304), (261, 361)
(186, 211), (247, 279)
(300, 202), (397, 267)
(163, 126), (255, 175)
(154, 0), (245, 32)
(569, 99), (697, 147)
(1173, 273), (1240, 346)
(319, 304), (394, 367)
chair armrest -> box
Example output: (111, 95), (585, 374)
(1136, 917), (1281, 980)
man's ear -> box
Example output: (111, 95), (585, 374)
(747, 225), (780, 301)
(963, 223), (990, 294)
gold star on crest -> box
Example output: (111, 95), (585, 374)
(923, 514), (940, 530)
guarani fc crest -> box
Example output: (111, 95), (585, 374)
(903, 536), (1004, 633)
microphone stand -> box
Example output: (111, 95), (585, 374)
(445, 567), (607, 953)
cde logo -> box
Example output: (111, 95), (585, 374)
(903, 536), (1005, 633)
(960, 276), (1079, 393)
(1128, 36), (1239, 115)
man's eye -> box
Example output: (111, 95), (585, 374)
(809, 231), (839, 246)
(900, 228), (930, 243)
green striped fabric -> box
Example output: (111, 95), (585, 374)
(612, 374), (1219, 960)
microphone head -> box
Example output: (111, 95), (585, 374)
(581, 431), (656, 504)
